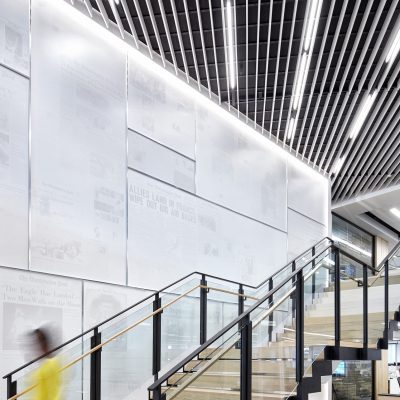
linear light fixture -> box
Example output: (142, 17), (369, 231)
(386, 27), (400, 66)
(349, 91), (378, 139)
(304, 0), (320, 52)
(293, 53), (308, 110)
(390, 207), (400, 219)
(287, 117), (296, 140)
(56, 0), (325, 182)
(226, 0), (236, 89)
(332, 236), (372, 258)
(332, 157), (345, 175)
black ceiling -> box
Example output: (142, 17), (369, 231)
(86, 0), (400, 203)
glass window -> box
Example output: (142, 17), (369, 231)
(332, 214), (374, 268)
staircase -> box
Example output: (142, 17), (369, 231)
(3, 238), (400, 400)
(149, 246), (400, 400)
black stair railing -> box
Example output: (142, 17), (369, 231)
(147, 240), (400, 400)
(3, 238), (334, 400)
(4, 237), (399, 400)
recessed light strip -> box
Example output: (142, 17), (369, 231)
(386, 27), (400, 65)
(348, 90), (378, 139)
(226, 0), (236, 89)
(286, 0), (322, 141)
(390, 208), (400, 219)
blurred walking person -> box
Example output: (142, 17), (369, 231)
(31, 328), (62, 400)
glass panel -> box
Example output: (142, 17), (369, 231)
(205, 280), (240, 340)
(339, 252), (365, 346)
(165, 323), (242, 400)
(303, 252), (335, 374)
(160, 288), (200, 374)
(368, 268), (386, 347)
(251, 295), (297, 399)
(11, 334), (87, 400)
(100, 302), (153, 399)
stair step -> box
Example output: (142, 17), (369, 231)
(168, 372), (297, 392)
(184, 359), (296, 374)
(161, 386), (296, 400)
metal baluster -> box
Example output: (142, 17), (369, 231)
(334, 248), (341, 348)
(90, 327), (102, 400)
(153, 293), (162, 380)
(200, 275), (208, 345)
(240, 314), (252, 400)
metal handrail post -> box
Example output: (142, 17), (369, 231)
(363, 264), (369, 354)
(334, 248), (341, 348)
(153, 293), (162, 380)
(240, 314), (252, 400)
(90, 327), (102, 400)
(296, 269), (304, 384)
(200, 275), (208, 344)
(384, 260), (389, 348)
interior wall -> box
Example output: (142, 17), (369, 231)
(0, 0), (331, 395)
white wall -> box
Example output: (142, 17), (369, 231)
(0, 0), (330, 397)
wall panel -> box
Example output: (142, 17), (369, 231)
(128, 131), (195, 193)
(128, 170), (287, 289)
(195, 104), (287, 230)
(287, 209), (328, 262)
(0, 66), (29, 269)
(30, 0), (127, 283)
(0, 267), (82, 399)
(128, 55), (196, 159)
(0, 0), (29, 75)
(288, 157), (329, 226)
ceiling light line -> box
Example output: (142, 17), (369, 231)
(221, 0), (231, 109)
(195, 0), (211, 97)
(158, 0), (178, 73)
(94, 0), (110, 28)
(132, 0), (153, 58)
(276, 0), (298, 142)
(313, 0), (366, 168)
(324, 1), (400, 173)
(261, 0), (273, 137)
(245, 0), (248, 121)
(284, 0), (321, 146)
(234, 0), (239, 116)
(287, 117), (296, 141)
(336, 93), (400, 199)
(295, 0), (336, 155)
(332, 157), (346, 176)
(208, 0), (221, 104)
(183, 0), (201, 90)
(349, 91), (378, 140)
(169, 0), (189, 82)
(271, 0), (287, 140)
(226, 0), (236, 90)
(332, 86), (398, 202)
(332, 53), (400, 199)
(390, 208), (400, 219)
(253, 0), (262, 127)
(120, 0), (139, 48)
(303, 0), (348, 161)
(386, 26), (400, 66)
(303, 0), (319, 52)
